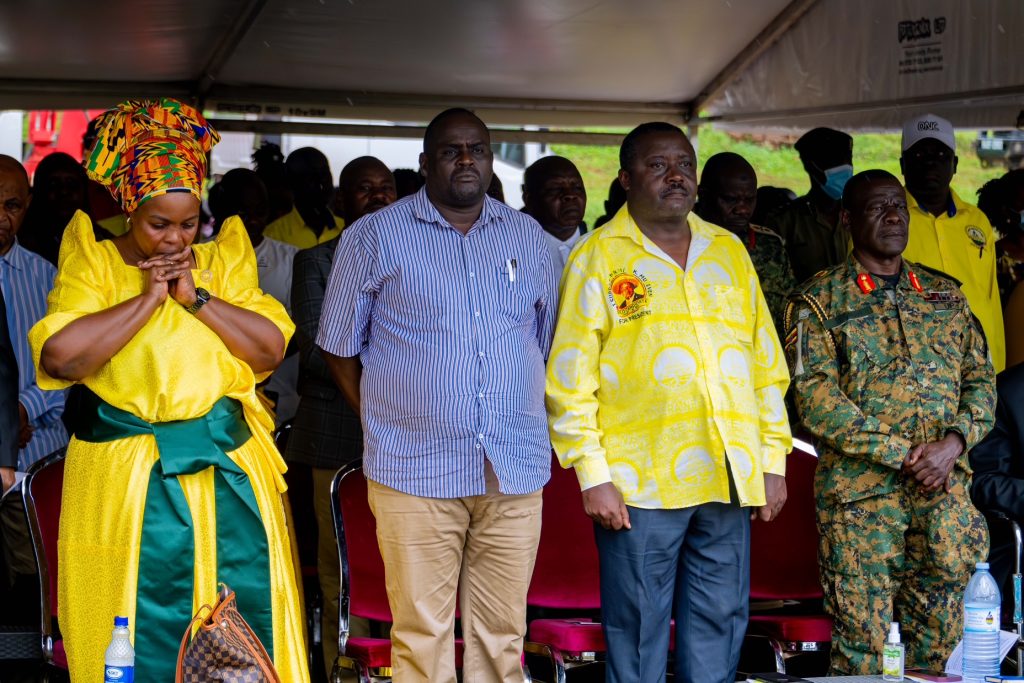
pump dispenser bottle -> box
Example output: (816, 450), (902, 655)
(882, 621), (905, 682)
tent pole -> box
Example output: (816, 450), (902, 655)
(207, 118), (626, 146)
(688, 123), (701, 158)
(690, 0), (819, 115)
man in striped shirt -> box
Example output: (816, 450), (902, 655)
(0, 156), (67, 469)
(317, 108), (556, 682)
(0, 155), (67, 585)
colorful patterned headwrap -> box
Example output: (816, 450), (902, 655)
(84, 98), (220, 215)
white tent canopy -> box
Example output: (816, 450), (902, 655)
(707, 0), (1024, 131)
(0, 0), (1019, 136)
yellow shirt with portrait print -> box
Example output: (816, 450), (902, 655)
(546, 206), (792, 509)
(903, 189), (1005, 371)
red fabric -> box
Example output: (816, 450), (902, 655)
(335, 469), (394, 623)
(527, 453), (601, 609)
(749, 449), (823, 601)
(529, 619), (605, 654)
(52, 639), (67, 670)
(344, 637), (465, 669)
(747, 614), (833, 643)
(28, 458), (64, 618)
(529, 619), (676, 654)
(344, 637), (392, 668)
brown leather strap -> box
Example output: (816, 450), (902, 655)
(175, 604), (213, 683)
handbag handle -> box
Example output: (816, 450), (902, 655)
(174, 603), (214, 683)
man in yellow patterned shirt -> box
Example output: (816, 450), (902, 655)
(546, 122), (792, 683)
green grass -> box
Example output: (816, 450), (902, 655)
(552, 130), (1006, 229)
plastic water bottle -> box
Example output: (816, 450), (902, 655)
(103, 616), (135, 683)
(963, 562), (1001, 683)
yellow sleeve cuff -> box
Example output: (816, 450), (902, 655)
(573, 456), (612, 491)
(761, 447), (787, 476)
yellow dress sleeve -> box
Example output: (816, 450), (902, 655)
(211, 217), (296, 382)
(29, 211), (112, 390)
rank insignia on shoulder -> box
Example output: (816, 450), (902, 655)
(856, 273), (877, 294)
(907, 271), (923, 293)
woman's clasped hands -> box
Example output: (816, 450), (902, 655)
(138, 247), (198, 308)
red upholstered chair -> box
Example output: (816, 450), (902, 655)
(329, 461), (467, 683)
(746, 443), (832, 673)
(22, 451), (68, 675)
(525, 453), (675, 683)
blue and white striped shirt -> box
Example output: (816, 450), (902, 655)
(317, 188), (557, 498)
(0, 241), (67, 468)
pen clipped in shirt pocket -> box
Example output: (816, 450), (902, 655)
(496, 259), (518, 289)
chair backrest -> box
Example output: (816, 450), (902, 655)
(526, 453), (601, 610)
(749, 447), (821, 601)
(23, 451), (66, 657)
(331, 461), (392, 627)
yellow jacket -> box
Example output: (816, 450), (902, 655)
(903, 190), (1005, 371)
(545, 206), (792, 509)
(264, 207), (344, 249)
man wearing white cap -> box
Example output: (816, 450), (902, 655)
(901, 113), (1005, 371)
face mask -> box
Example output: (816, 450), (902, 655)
(817, 164), (853, 200)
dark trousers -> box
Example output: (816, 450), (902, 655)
(595, 502), (750, 683)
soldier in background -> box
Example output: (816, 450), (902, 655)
(785, 169), (995, 673)
(696, 152), (796, 338)
(767, 127), (854, 283)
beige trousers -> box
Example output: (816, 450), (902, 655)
(367, 473), (542, 683)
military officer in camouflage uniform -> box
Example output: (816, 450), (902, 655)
(696, 152), (796, 338)
(785, 169), (996, 673)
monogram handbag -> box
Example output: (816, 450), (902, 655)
(175, 583), (281, 683)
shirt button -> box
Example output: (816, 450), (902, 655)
(478, 351), (485, 357)
(475, 443), (481, 450)
(478, 393), (483, 398)
(475, 311), (481, 317)
(469, 272), (475, 278)
(478, 433), (484, 439)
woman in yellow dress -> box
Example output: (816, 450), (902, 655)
(28, 99), (309, 681)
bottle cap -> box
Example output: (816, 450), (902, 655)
(114, 616), (129, 627)
(977, 562), (990, 570)
(888, 622), (900, 643)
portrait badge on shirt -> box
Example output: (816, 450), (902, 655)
(608, 270), (652, 322)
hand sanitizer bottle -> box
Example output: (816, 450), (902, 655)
(882, 621), (905, 682)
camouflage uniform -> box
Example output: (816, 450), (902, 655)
(784, 253), (996, 674)
(767, 195), (851, 284)
(742, 223), (797, 339)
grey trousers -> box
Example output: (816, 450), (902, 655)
(594, 502), (750, 683)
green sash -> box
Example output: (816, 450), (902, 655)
(75, 391), (274, 682)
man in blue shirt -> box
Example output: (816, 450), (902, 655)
(0, 155), (68, 586)
(317, 109), (556, 682)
